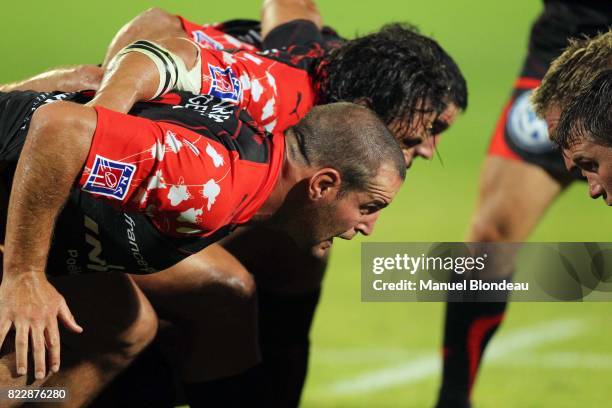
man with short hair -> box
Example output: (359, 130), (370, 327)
(0, 4), (468, 405)
(531, 31), (612, 207)
(0, 88), (404, 406)
(530, 28), (612, 206)
(90, 18), (467, 405)
(553, 71), (612, 206)
(438, 3), (611, 408)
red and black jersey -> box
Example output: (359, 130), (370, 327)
(178, 17), (344, 53)
(0, 90), (283, 274)
(488, 0), (611, 178)
(178, 19), (335, 134)
(78, 91), (284, 238)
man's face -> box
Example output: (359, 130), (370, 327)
(388, 103), (460, 168)
(563, 138), (612, 206)
(299, 163), (403, 258)
(543, 105), (612, 206)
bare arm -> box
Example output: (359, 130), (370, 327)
(102, 7), (186, 69)
(261, 0), (323, 39)
(0, 102), (94, 379)
(0, 65), (103, 93)
(90, 37), (199, 113)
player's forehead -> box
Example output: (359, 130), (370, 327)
(387, 102), (459, 138)
(568, 138), (612, 159)
(365, 163), (403, 198)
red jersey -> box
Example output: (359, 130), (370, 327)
(178, 17), (260, 52)
(78, 93), (284, 238)
(178, 18), (327, 134)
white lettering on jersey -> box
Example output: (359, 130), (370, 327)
(84, 215), (125, 272)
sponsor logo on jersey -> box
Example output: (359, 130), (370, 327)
(507, 91), (555, 153)
(83, 155), (136, 200)
(173, 95), (234, 123)
(84, 215), (125, 272)
(192, 30), (224, 50)
(124, 213), (156, 273)
(208, 64), (242, 103)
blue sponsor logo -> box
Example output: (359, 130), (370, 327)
(208, 64), (241, 103)
(192, 30), (224, 50)
(507, 91), (555, 153)
(82, 155), (136, 200)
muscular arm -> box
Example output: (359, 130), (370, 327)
(90, 37), (199, 113)
(0, 102), (93, 378)
(102, 7), (186, 69)
(0, 65), (103, 93)
(261, 0), (323, 38)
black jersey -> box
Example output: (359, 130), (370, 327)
(525, 0), (612, 77)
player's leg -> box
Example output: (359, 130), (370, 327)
(102, 7), (186, 69)
(125, 243), (261, 407)
(435, 155), (566, 408)
(0, 272), (157, 407)
(95, 228), (324, 408)
(221, 226), (327, 408)
(130, 244), (260, 381)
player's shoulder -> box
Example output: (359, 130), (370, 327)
(134, 92), (270, 163)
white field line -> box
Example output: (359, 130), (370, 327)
(502, 352), (612, 370)
(323, 319), (586, 396)
(314, 348), (422, 364)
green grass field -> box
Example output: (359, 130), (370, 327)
(2, 1), (611, 406)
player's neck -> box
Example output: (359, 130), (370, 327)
(253, 139), (308, 222)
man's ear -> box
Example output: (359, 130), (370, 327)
(308, 168), (342, 201)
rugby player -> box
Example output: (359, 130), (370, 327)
(437, 3), (612, 408)
(530, 30), (612, 206)
(0, 89), (405, 406)
(89, 17), (467, 406)
(552, 70), (612, 205)
(0, 3), (469, 405)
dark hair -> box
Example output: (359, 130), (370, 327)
(555, 69), (612, 149)
(290, 102), (406, 192)
(314, 23), (468, 127)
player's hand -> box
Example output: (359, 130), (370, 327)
(0, 272), (83, 379)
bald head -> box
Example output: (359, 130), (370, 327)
(288, 102), (406, 193)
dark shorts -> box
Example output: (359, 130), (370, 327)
(0, 91), (221, 276)
(487, 1), (612, 179)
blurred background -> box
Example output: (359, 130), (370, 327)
(2, 1), (610, 406)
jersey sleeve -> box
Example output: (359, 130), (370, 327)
(78, 107), (159, 207)
(78, 106), (234, 237)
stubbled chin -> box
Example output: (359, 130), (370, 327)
(311, 239), (333, 258)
